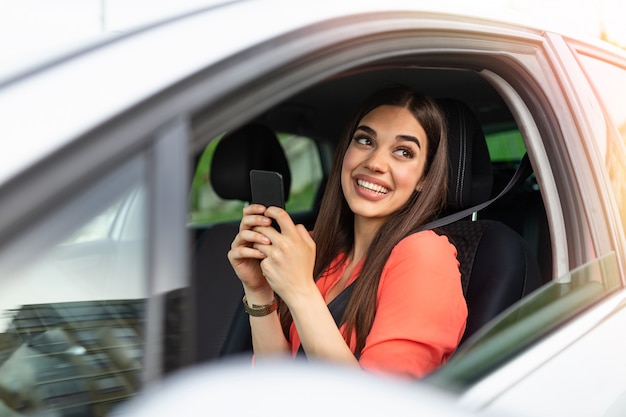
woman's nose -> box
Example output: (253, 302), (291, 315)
(364, 149), (388, 172)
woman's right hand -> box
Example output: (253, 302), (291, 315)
(227, 204), (273, 293)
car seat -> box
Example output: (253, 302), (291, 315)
(192, 123), (291, 362)
(435, 98), (544, 344)
(481, 162), (553, 283)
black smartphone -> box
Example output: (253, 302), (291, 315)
(250, 170), (285, 230)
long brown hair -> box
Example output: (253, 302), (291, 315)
(279, 87), (449, 355)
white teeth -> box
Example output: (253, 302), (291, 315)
(357, 179), (389, 194)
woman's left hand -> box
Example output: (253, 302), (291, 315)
(252, 206), (317, 304)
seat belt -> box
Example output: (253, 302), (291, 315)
(296, 279), (358, 358)
(322, 154), (533, 344)
(413, 153), (532, 233)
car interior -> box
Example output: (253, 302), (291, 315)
(187, 66), (554, 365)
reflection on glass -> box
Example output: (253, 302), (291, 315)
(578, 54), (626, 233)
(0, 187), (147, 416)
(429, 252), (622, 390)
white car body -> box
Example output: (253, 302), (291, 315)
(1, 1), (626, 416)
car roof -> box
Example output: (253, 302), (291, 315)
(0, 0), (615, 188)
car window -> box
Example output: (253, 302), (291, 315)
(188, 133), (323, 225)
(0, 162), (148, 416)
(428, 251), (622, 389)
(576, 53), (626, 232)
(484, 129), (526, 163)
(577, 55), (626, 142)
(62, 203), (121, 244)
(485, 128), (541, 193)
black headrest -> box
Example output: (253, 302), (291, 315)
(210, 123), (291, 202)
(437, 98), (493, 211)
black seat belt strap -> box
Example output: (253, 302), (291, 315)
(296, 280), (357, 357)
(414, 153), (532, 232)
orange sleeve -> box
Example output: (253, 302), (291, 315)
(358, 230), (467, 378)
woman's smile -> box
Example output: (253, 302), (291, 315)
(354, 175), (391, 200)
(341, 105), (428, 223)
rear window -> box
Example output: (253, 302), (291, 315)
(188, 133), (323, 226)
(485, 129), (526, 163)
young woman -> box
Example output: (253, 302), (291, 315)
(227, 87), (467, 378)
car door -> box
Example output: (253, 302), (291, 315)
(430, 32), (626, 417)
(0, 112), (189, 416)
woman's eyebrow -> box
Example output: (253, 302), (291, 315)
(397, 134), (422, 149)
(356, 125), (422, 149)
(355, 125), (376, 136)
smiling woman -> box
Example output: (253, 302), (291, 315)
(227, 86), (467, 378)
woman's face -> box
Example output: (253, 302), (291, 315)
(341, 105), (429, 227)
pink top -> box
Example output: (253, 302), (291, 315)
(289, 230), (467, 378)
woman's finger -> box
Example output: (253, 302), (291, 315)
(252, 224), (282, 244)
(239, 213), (272, 232)
(252, 241), (273, 259)
(296, 224), (316, 248)
(229, 245), (267, 261)
(264, 206), (296, 235)
(243, 203), (267, 215)
(233, 229), (271, 247)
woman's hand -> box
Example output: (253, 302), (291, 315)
(244, 207), (358, 366)
(227, 204), (274, 293)
(252, 206), (317, 304)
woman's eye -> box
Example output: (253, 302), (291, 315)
(394, 148), (414, 158)
(354, 136), (372, 146)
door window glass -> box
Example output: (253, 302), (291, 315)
(0, 165), (147, 416)
(578, 55), (626, 141)
(577, 54), (626, 233)
(429, 252), (621, 389)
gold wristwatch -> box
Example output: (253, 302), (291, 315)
(242, 295), (278, 317)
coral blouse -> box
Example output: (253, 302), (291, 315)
(288, 230), (467, 378)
